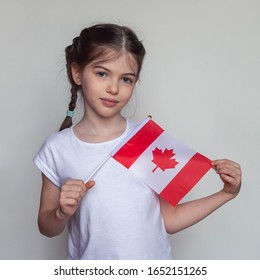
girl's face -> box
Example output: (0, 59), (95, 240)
(72, 51), (138, 120)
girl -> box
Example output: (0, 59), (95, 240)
(34, 23), (241, 260)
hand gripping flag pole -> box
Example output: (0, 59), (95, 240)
(85, 116), (212, 206)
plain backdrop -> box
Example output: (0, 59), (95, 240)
(0, 0), (259, 259)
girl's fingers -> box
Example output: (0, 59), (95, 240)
(219, 173), (237, 184)
(60, 180), (95, 215)
(212, 159), (241, 170)
(86, 180), (95, 189)
(212, 160), (241, 176)
(215, 166), (240, 178)
(212, 159), (242, 189)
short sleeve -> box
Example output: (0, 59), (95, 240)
(33, 139), (61, 187)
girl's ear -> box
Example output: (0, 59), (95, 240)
(71, 63), (82, 85)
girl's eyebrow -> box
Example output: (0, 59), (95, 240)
(93, 65), (137, 77)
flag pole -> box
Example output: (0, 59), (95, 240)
(84, 154), (111, 183)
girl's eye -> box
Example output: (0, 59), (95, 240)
(97, 72), (107, 78)
(122, 76), (134, 84)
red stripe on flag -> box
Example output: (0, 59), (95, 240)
(160, 153), (212, 206)
(113, 120), (164, 169)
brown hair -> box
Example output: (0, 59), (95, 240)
(59, 23), (146, 131)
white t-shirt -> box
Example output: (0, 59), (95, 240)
(34, 119), (172, 259)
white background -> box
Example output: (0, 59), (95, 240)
(0, 0), (259, 259)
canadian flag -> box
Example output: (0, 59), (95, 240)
(111, 117), (212, 206)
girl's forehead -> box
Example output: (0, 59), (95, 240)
(90, 50), (138, 72)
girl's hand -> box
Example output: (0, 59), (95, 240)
(212, 159), (242, 198)
(57, 179), (95, 219)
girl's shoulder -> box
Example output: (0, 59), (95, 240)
(43, 127), (73, 148)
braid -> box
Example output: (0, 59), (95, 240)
(68, 84), (78, 111)
(59, 85), (78, 131)
(59, 37), (80, 131)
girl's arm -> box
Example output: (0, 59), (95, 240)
(160, 159), (242, 234)
(38, 174), (94, 237)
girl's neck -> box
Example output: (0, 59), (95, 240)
(73, 114), (127, 143)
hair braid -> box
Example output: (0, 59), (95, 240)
(59, 85), (78, 131)
(59, 37), (80, 131)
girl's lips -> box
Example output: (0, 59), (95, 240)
(100, 98), (119, 107)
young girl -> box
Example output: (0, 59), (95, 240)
(34, 23), (242, 260)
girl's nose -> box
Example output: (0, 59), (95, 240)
(106, 80), (119, 95)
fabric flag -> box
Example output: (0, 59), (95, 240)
(110, 117), (212, 206)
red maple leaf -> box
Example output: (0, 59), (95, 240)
(151, 147), (179, 172)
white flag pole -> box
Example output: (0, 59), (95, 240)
(84, 154), (111, 183)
